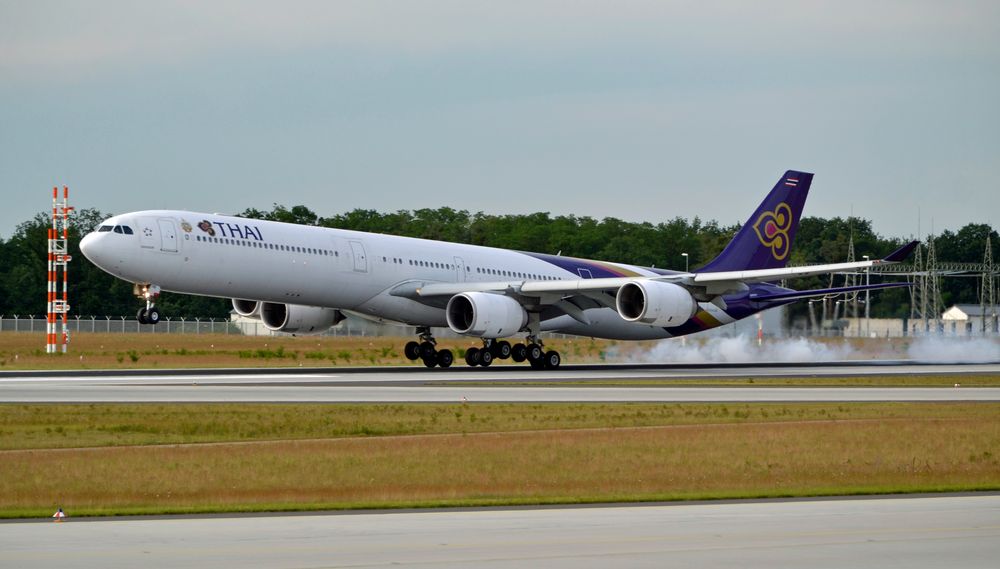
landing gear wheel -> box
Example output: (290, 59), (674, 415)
(137, 308), (148, 325)
(436, 349), (454, 369)
(404, 341), (421, 361)
(420, 341), (436, 360)
(543, 350), (561, 369)
(465, 347), (481, 367)
(146, 307), (161, 325)
(511, 343), (527, 362)
(526, 343), (543, 362)
(479, 349), (493, 367)
(422, 355), (437, 368)
(527, 343), (545, 369)
(496, 341), (512, 360)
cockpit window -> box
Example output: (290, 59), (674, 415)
(98, 225), (112, 232)
(113, 226), (123, 234)
(121, 225), (133, 235)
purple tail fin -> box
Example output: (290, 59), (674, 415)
(697, 170), (813, 273)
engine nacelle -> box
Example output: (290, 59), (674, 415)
(260, 302), (346, 335)
(615, 281), (698, 327)
(232, 299), (261, 318)
(446, 292), (527, 338)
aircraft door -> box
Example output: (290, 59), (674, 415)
(158, 219), (178, 253)
(138, 217), (157, 249)
(349, 240), (367, 273)
(454, 256), (466, 282)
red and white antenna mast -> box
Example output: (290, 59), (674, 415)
(47, 186), (73, 354)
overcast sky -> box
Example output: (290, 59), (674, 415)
(2, 1), (998, 244)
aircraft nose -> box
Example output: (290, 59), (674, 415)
(79, 231), (109, 268)
(79, 232), (97, 262)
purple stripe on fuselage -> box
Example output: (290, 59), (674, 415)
(523, 252), (682, 279)
(523, 252), (633, 278)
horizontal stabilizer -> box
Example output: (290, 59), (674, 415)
(748, 282), (912, 303)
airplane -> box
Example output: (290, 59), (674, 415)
(80, 170), (916, 369)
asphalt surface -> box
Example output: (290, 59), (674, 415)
(1, 363), (999, 402)
(3, 495), (998, 568)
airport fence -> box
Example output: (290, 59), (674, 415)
(0, 315), (240, 335)
(0, 316), (571, 339)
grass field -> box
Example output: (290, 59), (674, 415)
(1, 402), (998, 518)
(0, 332), (612, 369)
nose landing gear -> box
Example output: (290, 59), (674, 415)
(134, 284), (162, 325)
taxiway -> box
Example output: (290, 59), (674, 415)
(2, 495), (997, 568)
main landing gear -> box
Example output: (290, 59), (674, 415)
(464, 336), (561, 369)
(403, 327), (454, 368)
(134, 283), (162, 325)
(402, 332), (561, 370)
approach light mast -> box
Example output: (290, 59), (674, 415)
(46, 186), (73, 354)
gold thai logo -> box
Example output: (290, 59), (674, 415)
(752, 202), (792, 260)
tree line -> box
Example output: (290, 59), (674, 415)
(1, 204), (996, 323)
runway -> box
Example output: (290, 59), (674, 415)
(1, 363), (999, 402)
(3, 495), (998, 568)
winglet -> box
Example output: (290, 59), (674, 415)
(882, 240), (919, 263)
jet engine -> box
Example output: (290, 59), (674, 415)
(232, 299), (261, 318)
(446, 292), (527, 338)
(615, 281), (698, 327)
(260, 302), (346, 334)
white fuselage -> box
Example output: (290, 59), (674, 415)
(81, 210), (738, 340)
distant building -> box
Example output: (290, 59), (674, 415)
(841, 317), (906, 338)
(941, 304), (1000, 335)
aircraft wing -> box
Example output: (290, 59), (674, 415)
(413, 240), (919, 323)
(416, 275), (688, 298)
(692, 240), (918, 286)
(417, 240), (917, 299)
